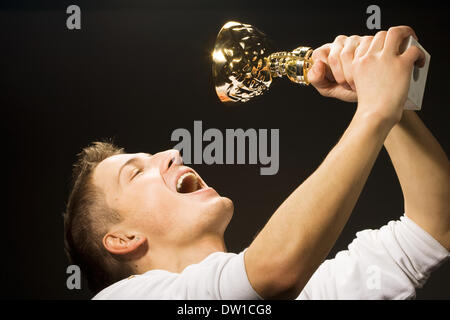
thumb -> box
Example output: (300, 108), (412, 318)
(402, 45), (425, 68)
(308, 60), (329, 88)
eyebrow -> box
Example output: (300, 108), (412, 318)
(117, 153), (152, 186)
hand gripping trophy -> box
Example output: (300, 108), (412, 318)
(212, 21), (430, 110)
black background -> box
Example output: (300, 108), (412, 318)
(1, 0), (448, 299)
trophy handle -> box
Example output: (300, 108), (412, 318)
(267, 47), (314, 85)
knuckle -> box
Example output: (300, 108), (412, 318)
(362, 35), (374, 42)
(395, 25), (413, 33)
(328, 53), (339, 67)
(388, 27), (400, 37)
(388, 26), (398, 32)
(340, 49), (352, 59)
(334, 35), (346, 43)
(375, 30), (387, 38)
(358, 55), (372, 65)
(312, 45), (328, 59)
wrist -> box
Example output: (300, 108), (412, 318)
(353, 106), (397, 136)
(354, 103), (402, 132)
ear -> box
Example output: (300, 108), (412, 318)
(102, 231), (147, 255)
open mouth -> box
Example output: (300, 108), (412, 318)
(176, 171), (204, 193)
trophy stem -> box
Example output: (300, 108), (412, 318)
(267, 47), (314, 85)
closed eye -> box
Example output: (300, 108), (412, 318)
(131, 168), (143, 180)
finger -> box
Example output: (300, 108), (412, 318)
(340, 36), (360, 90)
(402, 45), (426, 68)
(308, 60), (332, 89)
(354, 36), (373, 58)
(367, 30), (387, 53)
(384, 26), (418, 55)
(328, 35), (347, 85)
(311, 43), (331, 62)
(310, 44), (336, 86)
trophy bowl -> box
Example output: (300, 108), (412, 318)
(212, 21), (313, 104)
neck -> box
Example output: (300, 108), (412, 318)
(135, 235), (227, 274)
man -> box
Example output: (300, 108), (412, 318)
(63, 26), (449, 299)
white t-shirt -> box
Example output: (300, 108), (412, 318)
(93, 215), (449, 300)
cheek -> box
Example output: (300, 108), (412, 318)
(124, 183), (185, 234)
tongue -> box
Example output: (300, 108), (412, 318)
(177, 174), (200, 193)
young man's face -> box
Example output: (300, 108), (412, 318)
(93, 150), (234, 248)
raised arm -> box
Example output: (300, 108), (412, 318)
(295, 113), (450, 300)
(244, 27), (425, 299)
(384, 111), (450, 249)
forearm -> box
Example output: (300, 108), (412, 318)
(384, 110), (450, 249)
(246, 109), (393, 299)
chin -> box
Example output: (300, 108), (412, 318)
(208, 194), (233, 214)
(201, 190), (233, 213)
(220, 196), (234, 216)
(200, 196), (234, 234)
(218, 196), (234, 228)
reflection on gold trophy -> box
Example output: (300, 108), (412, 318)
(212, 21), (314, 103)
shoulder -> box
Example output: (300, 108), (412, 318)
(92, 251), (237, 300)
(92, 269), (176, 300)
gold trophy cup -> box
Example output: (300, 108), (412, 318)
(212, 21), (314, 104)
(212, 21), (430, 110)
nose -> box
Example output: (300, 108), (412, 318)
(166, 149), (183, 166)
(153, 149), (183, 172)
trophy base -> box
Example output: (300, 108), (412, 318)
(402, 36), (431, 111)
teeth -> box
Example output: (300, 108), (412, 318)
(176, 172), (200, 193)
